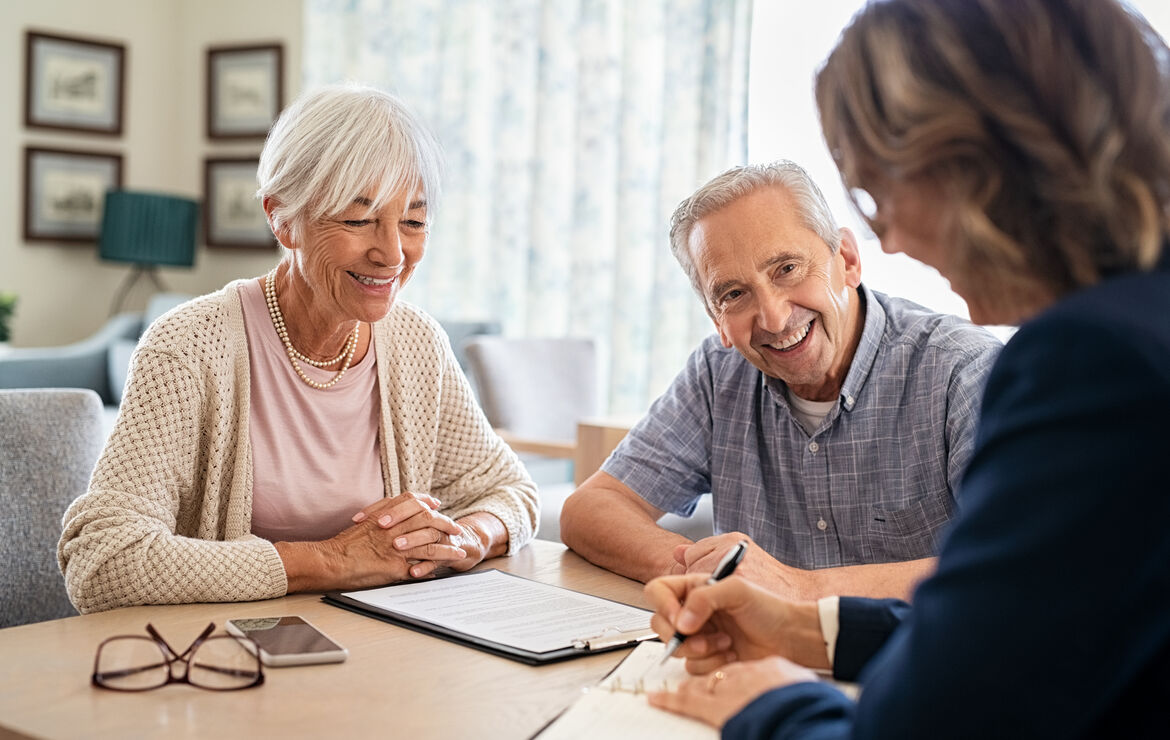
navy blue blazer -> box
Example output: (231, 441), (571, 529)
(725, 258), (1170, 739)
(832, 598), (910, 682)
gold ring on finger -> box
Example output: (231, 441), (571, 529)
(706, 670), (726, 693)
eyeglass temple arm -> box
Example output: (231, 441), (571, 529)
(145, 622), (216, 660)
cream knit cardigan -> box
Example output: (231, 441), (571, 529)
(59, 280), (539, 614)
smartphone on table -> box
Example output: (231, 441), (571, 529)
(225, 616), (348, 666)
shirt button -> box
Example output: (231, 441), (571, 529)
(808, 441), (819, 453)
(817, 519), (828, 531)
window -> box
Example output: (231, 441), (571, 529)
(747, 0), (1170, 333)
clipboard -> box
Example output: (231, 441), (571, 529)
(323, 569), (657, 665)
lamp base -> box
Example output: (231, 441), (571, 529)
(110, 265), (168, 316)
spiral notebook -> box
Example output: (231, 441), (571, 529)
(534, 641), (717, 739)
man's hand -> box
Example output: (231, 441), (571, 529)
(675, 533), (820, 601)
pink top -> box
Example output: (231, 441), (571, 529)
(239, 279), (384, 542)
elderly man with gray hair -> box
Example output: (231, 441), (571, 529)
(561, 160), (1001, 603)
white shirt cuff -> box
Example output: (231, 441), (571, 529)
(817, 595), (841, 667)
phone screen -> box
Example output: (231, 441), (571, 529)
(229, 616), (342, 655)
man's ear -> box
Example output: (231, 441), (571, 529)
(262, 196), (294, 250)
(837, 227), (863, 288)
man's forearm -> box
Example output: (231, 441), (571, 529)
(560, 486), (691, 583)
(808, 557), (936, 601)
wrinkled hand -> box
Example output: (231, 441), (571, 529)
(647, 657), (818, 728)
(354, 498), (506, 578)
(675, 533), (817, 601)
(645, 573), (829, 675)
(340, 492), (467, 580)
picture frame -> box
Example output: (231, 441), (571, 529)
(206, 43), (283, 139)
(204, 157), (275, 249)
(23, 147), (123, 243)
(25, 30), (126, 135)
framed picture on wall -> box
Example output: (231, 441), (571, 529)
(206, 43), (283, 139)
(25, 30), (126, 135)
(204, 157), (275, 248)
(23, 147), (123, 243)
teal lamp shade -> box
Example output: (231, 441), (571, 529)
(99, 190), (198, 267)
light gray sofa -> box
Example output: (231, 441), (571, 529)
(0, 294), (191, 434)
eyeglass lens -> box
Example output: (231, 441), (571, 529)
(95, 634), (260, 690)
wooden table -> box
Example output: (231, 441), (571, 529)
(0, 540), (648, 739)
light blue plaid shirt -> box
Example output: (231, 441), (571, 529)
(602, 285), (1002, 568)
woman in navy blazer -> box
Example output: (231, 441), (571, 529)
(643, 0), (1170, 737)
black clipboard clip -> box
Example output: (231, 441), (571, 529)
(571, 625), (656, 651)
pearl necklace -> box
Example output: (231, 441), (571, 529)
(264, 269), (359, 390)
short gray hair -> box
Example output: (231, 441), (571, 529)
(257, 83), (443, 245)
(668, 160), (841, 308)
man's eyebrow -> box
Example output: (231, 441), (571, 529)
(709, 277), (740, 300)
(352, 197), (373, 207)
(760, 252), (803, 271)
(708, 251), (805, 299)
(408, 199), (427, 211)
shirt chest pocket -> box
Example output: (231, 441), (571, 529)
(864, 493), (955, 562)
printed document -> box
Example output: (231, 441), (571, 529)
(339, 570), (653, 654)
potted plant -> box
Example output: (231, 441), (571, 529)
(0, 292), (17, 348)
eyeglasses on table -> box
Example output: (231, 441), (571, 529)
(92, 622), (264, 691)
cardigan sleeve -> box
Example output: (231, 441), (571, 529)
(58, 344), (286, 614)
(419, 324), (540, 553)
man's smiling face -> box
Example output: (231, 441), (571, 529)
(689, 185), (864, 401)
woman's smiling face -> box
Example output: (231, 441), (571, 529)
(289, 187), (429, 325)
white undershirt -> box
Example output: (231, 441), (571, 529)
(786, 390), (838, 435)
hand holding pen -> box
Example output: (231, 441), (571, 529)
(642, 539), (832, 676)
(657, 539), (749, 666)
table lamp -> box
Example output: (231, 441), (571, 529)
(99, 190), (198, 315)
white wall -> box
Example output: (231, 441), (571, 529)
(0, 0), (302, 346)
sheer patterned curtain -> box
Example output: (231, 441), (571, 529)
(304, 0), (751, 413)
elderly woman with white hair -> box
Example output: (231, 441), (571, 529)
(59, 85), (539, 613)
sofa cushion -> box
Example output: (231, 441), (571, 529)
(107, 338), (137, 405)
(144, 292), (190, 326)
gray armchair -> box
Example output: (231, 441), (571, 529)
(0, 388), (105, 627)
(0, 293), (191, 420)
(464, 335), (714, 543)
(438, 319), (502, 399)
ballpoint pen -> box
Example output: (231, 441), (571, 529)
(656, 539), (749, 667)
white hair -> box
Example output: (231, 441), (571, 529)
(668, 160), (842, 310)
(257, 83), (443, 245)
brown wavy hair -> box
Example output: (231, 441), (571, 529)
(815, 0), (1170, 308)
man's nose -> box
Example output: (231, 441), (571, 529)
(757, 290), (792, 334)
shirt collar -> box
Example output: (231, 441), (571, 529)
(761, 283), (884, 413)
(838, 283), (885, 412)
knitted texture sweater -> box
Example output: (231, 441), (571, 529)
(58, 280), (539, 614)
